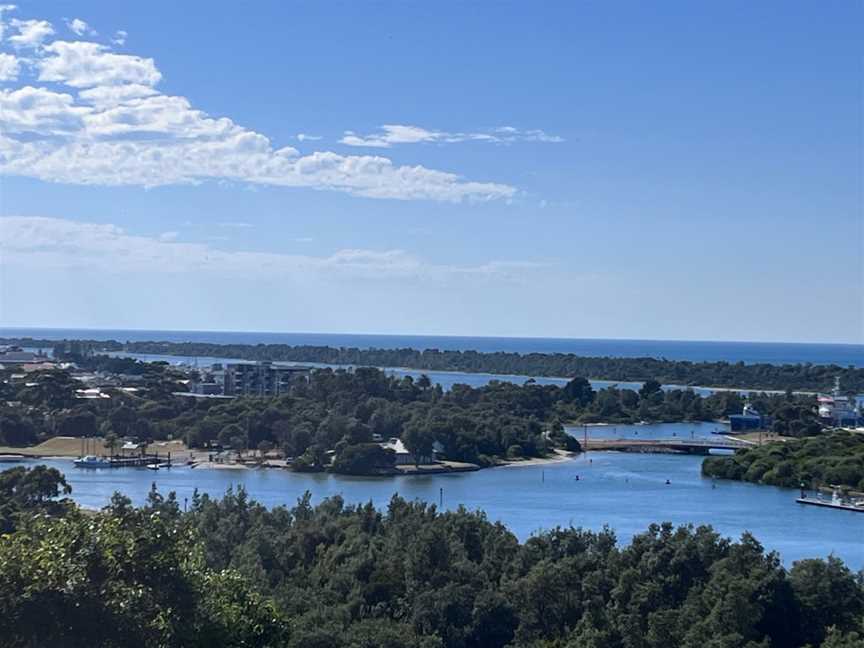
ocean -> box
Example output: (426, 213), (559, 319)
(1, 327), (861, 367)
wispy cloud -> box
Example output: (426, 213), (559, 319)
(340, 124), (564, 148)
(218, 221), (253, 229)
(0, 9), (515, 203)
(296, 133), (322, 142)
(7, 18), (53, 48)
(65, 18), (94, 37)
(0, 51), (18, 80)
(0, 216), (545, 282)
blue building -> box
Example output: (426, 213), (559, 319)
(729, 404), (771, 432)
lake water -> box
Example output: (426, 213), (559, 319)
(3, 327), (862, 367)
(6, 425), (862, 570)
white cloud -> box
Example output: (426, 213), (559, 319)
(38, 41), (161, 87)
(0, 86), (88, 134)
(77, 82), (157, 107)
(296, 133), (322, 142)
(342, 125), (440, 148)
(218, 221), (253, 229)
(8, 18), (53, 48)
(111, 30), (127, 46)
(0, 51), (18, 80)
(340, 124), (564, 148)
(0, 5), (17, 42)
(0, 20), (515, 202)
(0, 216), (543, 281)
(66, 18), (92, 37)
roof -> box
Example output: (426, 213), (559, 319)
(380, 438), (410, 455)
(76, 388), (111, 400)
(0, 351), (44, 364)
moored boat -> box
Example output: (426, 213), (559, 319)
(74, 455), (112, 468)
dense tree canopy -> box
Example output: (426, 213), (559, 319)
(703, 431), (864, 490)
(1, 360), (831, 476)
(1, 466), (862, 647)
(7, 336), (862, 392)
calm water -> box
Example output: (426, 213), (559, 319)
(6, 426), (862, 570)
(569, 421), (730, 441)
(3, 327), (862, 366)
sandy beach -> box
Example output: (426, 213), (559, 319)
(498, 449), (576, 468)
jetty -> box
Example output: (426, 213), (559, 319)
(796, 488), (864, 513)
(76, 452), (174, 469)
(796, 497), (864, 513)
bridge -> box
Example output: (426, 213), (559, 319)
(584, 437), (752, 455)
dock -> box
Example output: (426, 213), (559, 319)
(796, 496), (864, 513)
(79, 453), (173, 468)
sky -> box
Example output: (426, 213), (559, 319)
(0, 1), (861, 343)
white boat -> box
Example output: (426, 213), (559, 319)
(74, 455), (111, 468)
(146, 463), (160, 471)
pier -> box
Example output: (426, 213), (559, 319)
(796, 497), (864, 513)
(77, 453), (173, 468)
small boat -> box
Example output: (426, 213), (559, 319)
(146, 463), (160, 471)
(74, 455), (111, 468)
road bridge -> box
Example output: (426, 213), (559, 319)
(585, 437), (752, 455)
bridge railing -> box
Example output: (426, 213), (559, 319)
(593, 437), (750, 448)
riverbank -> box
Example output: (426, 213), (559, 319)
(2, 437), (575, 476)
(497, 449), (576, 467)
(0, 437), (196, 460)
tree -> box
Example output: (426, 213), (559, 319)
(789, 557), (864, 646)
(0, 505), (289, 646)
(561, 377), (595, 407)
(103, 432), (119, 457)
(331, 443), (396, 475)
(257, 440), (274, 456)
(639, 379), (662, 400)
(57, 411), (98, 438)
(402, 420), (435, 467)
(218, 423), (244, 448)
(0, 465), (71, 533)
(109, 404), (137, 437)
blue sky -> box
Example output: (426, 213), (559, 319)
(0, 1), (861, 343)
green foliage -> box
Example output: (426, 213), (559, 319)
(702, 431), (864, 490)
(0, 507), (289, 647)
(331, 443), (396, 475)
(0, 465), (71, 533)
(12, 337), (861, 391)
(1, 465), (862, 648)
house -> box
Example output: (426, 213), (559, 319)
(0, 347), (49, 365)
(75, 388), (111, 400)
(380, 437), (435, 466)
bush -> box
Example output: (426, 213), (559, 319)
(506, 445), (524, 459)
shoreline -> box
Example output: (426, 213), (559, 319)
(112, 350), (832, 396)
(496, 449), (577, 468)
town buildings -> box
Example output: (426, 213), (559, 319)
(192, 361), (312, 397)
